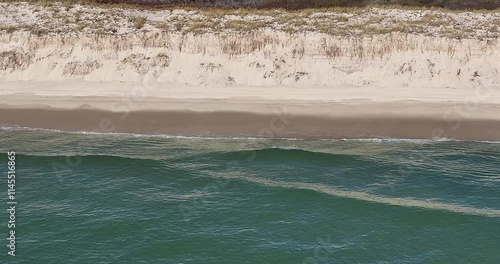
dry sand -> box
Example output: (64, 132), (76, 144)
(0, 81), (499, 140)
(1, 3), (499, 140)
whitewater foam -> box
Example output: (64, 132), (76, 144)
(218, 172), (500, 218)
(2, 125), (500, 144)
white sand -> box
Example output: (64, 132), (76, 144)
(0, 2), (499, 139)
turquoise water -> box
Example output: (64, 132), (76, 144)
(1, 128), (499, 263)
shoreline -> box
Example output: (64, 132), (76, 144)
(1, 103), (500, 141)
(1, 81), (499, 141)
(1, 4), (499, 142)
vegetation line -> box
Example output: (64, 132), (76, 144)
(0, 0), (499, 11)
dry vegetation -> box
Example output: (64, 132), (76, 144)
(131, 16), (147, 29)
(0, 1), (498, 38)
(1, 0), (498, 10)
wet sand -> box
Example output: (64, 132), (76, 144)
(1, 81), (499, 140)
(1, 103), (500, 140)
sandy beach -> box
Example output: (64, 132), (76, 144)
(3, 2), (500, 264)
(1, 81), (500, 140)
(2, 105), (500, 140)
(1, 2), (499, 140)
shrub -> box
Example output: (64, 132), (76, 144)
(132, 16), (146, 29)
(0, 25), (16, 33)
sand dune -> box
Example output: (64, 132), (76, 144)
(0, 3), (499, 139)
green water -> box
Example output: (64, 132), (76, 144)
(1, 128), (499, 263)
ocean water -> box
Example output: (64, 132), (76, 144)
(1, 128), (499, 263)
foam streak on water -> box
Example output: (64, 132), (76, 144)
(216, 172), (500, 218)
(0, 129), (499, 263)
